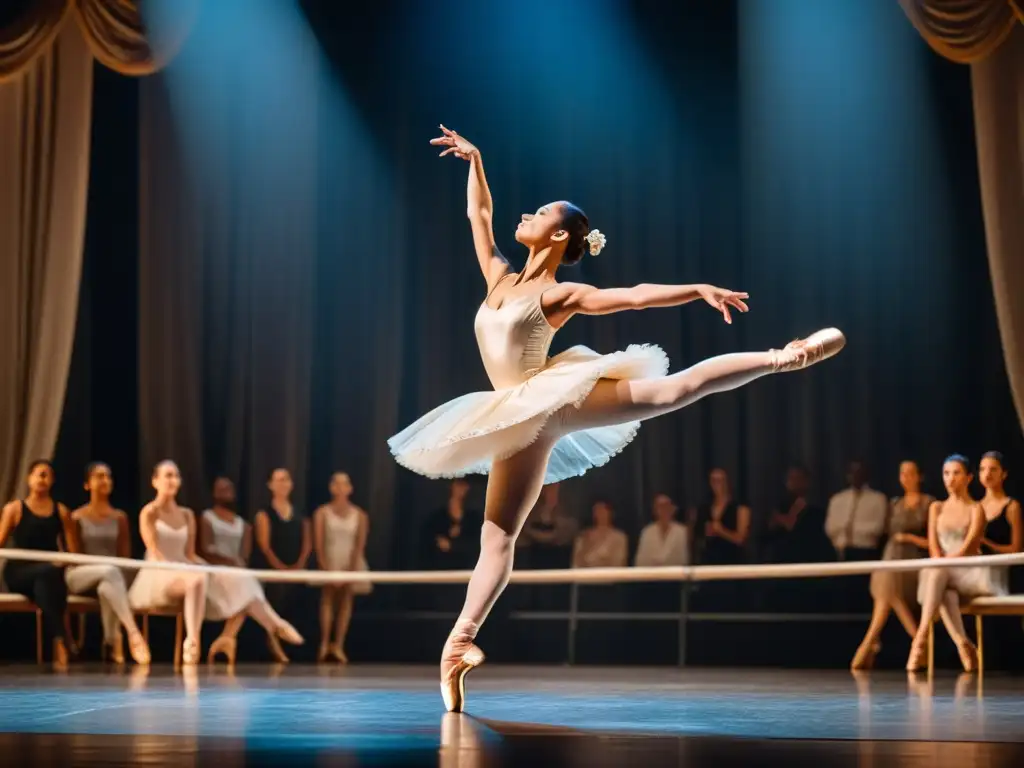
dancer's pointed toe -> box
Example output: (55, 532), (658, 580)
(771, 328), (846, 372)
(440, 645), (485, 713)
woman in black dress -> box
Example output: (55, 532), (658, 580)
(253, 468), (311, 662)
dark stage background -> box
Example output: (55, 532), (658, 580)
(20, 0), (1020, 667)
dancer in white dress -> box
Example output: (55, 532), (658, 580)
(128, 461), (209, 665)
(389, 127), (846, 711)
(907, 455), (1007, 673)
(65, 462), (150, 664)
(198, 476), (304, 665)
(313, 472), (369, 663)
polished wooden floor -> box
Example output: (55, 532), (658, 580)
(0, 664), (1021, 766)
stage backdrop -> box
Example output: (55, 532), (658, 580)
(53, 0), (1023, 571)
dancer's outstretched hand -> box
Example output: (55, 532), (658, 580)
(698, 285), (749, 324)
(430, 125), (478, 161)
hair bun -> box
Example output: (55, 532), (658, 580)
(585, 229), (607, 256)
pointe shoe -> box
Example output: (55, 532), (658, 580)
(328, 644), (348, 664)
(440, 645), (485, 714)
(52, 638), (69, 671)
(182, 637), (200, 666)
(103, 634), (126, 665)
(906, 640), (928, 672)
(771, 328), (846, 373)
(276, 621), (304, 646)
(128, 632), (151, 666)
(956, 640), (978, 673)
(317, 642), (330, 662)
(267, 634), (290, 663)
(851, 641), (881, 671)
(208, 636), (237, 665)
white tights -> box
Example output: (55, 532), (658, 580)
(65, 565), (141, 645)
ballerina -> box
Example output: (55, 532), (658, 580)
(388, 126), (846, 712)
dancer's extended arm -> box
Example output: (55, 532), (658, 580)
(431, 125), (509, 291)
(542, 282), (749, 328)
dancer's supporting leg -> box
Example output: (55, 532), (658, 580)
(441, 436), (555, 708)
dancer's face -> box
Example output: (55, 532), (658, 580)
(268, 469), (293, 499)
(86, 464), (113, 498)
(709, 468), (729, 498)
(152, 461), (181, 497)
(213, 477), (236, 507)
(898, 461), (921, 495)
(592, 502), (613, 526)
(330, 472), (352, 500)
(653, 494), (677, 522)
(27, 462), (54, 495)
(514, 202), (569, 249)
(979, 456), (1006, 492)
(784, 468), (808, 497)
(847, 462), (867, 489)
(942, 460), (970, 496)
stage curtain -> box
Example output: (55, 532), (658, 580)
(74, 0), (196, 76)
(899, 1), (1024, 432)
(0, 0), (71, 83)
(0, 18), (93, 499)
(971, 27), (1024, 434)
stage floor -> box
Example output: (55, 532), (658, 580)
(0, 664), (1022, 766)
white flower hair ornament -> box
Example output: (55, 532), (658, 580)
(585, 229), (607, 256)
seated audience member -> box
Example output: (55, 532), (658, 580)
(763, 465), (829, 563)
(824, 460), (887, 561)
(977, 451), (1023, 670)
(252, 468), (311, 663)
(520, 483), (577, 568)
(635, 494), (689, 567)
(66, 462), (150, 664)
(312, 471), (370, 664)
(635, 493), (689, 612)
(519, 482), (577, 610)
(0, 460), (76, 668)
(421, 479), (482, 571)
(201, 476), (304, 666)
(907, 455), (1007, 673)
(573, 501), (629, 570)
(851, 460), (933, 670)
(690, 467), (750, 566)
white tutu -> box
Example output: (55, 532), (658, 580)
(389, 343), (668, 484)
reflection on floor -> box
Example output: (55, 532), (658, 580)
(0, 664), (1021, 766)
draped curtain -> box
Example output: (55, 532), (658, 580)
(899, 0), (1024, 432)
(0, 0), (190, 500)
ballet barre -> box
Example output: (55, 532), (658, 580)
(2, 548), (1023, 583)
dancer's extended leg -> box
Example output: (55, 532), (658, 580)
(440, 436), (555, 711)
(557, 329), (844, 433)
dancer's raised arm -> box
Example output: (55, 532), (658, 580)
(542, 282), (749, 328)
(431, 125), (509, 291)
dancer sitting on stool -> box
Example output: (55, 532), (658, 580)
(388, 126), (846, 712)
(66, 462), (150, 665)
(0, 460), (76, 669)
(907, 455), (1007, 673)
